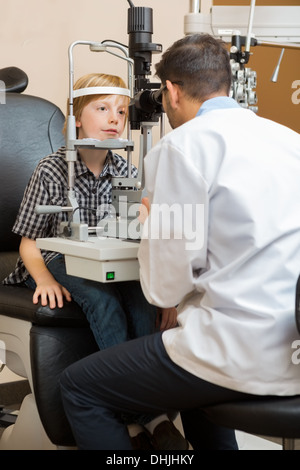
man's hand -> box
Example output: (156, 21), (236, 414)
(156, 307), (178, 331)
(138, 196), (150, 224)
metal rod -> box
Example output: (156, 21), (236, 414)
(271, 48), (285, 83)
(245, 0), (256, 53)
(190, 0), (200, 14)
(258, 41), (300, 50)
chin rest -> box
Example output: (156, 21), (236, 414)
(0, 89), (98, 449)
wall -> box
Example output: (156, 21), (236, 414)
(1, 0), (299, 156)
(0, 0), (189, 115)
(0, 0), (191, 162)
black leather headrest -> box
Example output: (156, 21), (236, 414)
(0, 67), (28, 93)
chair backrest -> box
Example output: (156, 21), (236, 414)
(0, 93), (65, 253)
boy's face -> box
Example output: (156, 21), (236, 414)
(76, 95), (127, 140)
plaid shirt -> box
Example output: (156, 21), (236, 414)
(3, 146), (137, 285)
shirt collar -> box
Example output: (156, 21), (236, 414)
(196, 96), (241, 117)
(75, 150), (120, 178)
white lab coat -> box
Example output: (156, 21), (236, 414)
(138, 104), (300, 396)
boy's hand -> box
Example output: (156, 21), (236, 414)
(33, 281), (72, 309)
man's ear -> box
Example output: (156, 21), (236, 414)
(166, 79), (180, 109)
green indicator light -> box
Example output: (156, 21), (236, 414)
(106, 272), (115, 281)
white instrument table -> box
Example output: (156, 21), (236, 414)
(36, 236), (140, 283)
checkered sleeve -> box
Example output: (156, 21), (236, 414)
(111, 153), (138, 178)
(12, 152), (67, 240)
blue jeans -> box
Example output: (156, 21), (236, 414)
(26, 254), (157, 350)
(60, 332), (240, 450)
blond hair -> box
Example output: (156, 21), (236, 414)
(63, 73), (129, 136)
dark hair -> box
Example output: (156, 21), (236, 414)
(155, 34), (232, 101)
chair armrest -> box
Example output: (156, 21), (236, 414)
(0, 285), (88, 327)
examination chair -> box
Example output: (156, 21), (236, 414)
(0, 72), (98, 449)
(204, 274), (300, 450)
